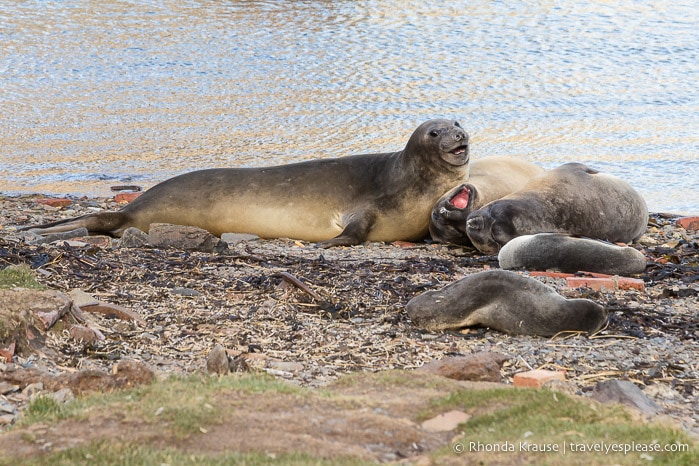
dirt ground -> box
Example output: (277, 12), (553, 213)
(1, 194), (698, 462)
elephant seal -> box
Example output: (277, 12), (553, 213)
(465, 163), (648, 254)
(498, 233), (648, 276)
(24, 119), (470, 248)
(429, 157), (544, 244)
(405, 269), (607, 336)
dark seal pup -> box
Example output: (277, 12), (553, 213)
(406, 269), (607, 336)
(429, 157), (544, 244)
(498, 233), (648, 276)
(25, 119), (470, 247)
(465, 163), (648, 254)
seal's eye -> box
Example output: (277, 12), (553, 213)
(429, 130), (440, 137)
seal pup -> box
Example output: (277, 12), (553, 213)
(498, 233), (648, 276)
(429, 157), (544, 244)
(465, 163), (648, 254)
(24, 119), (470, 247)
(405, 269), (607, 336)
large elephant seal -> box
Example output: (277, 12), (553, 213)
(498, 233), (648, 276)
(406, 269), (607, 336)
(429, 157), (544, 244)
(25, 119), (470, 247)
(465, 163), (648, 254)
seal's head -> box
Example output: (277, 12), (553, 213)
(429, 183), (479, 245)
(465, 202), (520, 254)
(406, 119), (470, 169)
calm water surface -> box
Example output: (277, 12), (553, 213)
(1, 0), (697, 213)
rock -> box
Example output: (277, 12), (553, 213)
(267, 360), (305, 373)
(68, 289), (100, 308)
(0, 342), (15, 363)
(80, 302), (145, 324)
(68, 325), (106, 343)
(591, 379), (662, 416)
(207, 344), (231, 375)
(171, 287), (201, 297)
(676, 216), (699, 230)
(418, 352), (509, 382)
(513, 369), (566, 388)
(51, 388), (75, 404)
(148, 223), (228, 253)
(421, 410), (470, 432)
(111, 360), (155, 388)
(119, 227), (149, 248)
(220, 232), (260, 244)
(72, 235), (113, 248)
(0, 381), (19, 395)
(0, 289), (72, 354)
(29, 227), (89, 245)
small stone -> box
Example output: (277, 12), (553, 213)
(267, 360), (304, 373)
(68, 325), (106, 343)
(591, 379), (662, 416)
(23, 382), (44, 398)
(676, 216), (699, 230)
(220, 232), (260, 244)
(206, 344), (230, 375)
(51, 388), (75, 404)
(68, 289), (100, 308)
(421, 410), (470, 432)
(171, 287), (201, 297)
(0, 381), (19, 395)
(119, 227), (149, 248)
(513, 369), (566, 388)
(418, 352), (509, 382)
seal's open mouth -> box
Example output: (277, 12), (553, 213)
(449, 185), (471, 209)
(450, 145), (469, 157)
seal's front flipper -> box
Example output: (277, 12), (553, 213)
(316, 213), (375, 248)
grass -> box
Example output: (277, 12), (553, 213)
(4, 372), (697, 465)
(0, 265), (45, 290)
(423, 387), (698, 465)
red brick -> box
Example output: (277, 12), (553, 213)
(530, 271), (575, 279)
(36, 197), (72, 208)
(114, 192), (142, 204)
(616, 277), (645, 291)
(566, 276), (644, 291)
(566, 277), (615, 291)
(676, 216), (699, 230)
(513, 369), (566, 388)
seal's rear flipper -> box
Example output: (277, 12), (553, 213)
(22, 212), (129, 237)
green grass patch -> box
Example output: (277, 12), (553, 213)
(15, 373), (304, 435)
(1, 441), (363, 466)
(424, 387), (698, 465)
(0, 265), (45, 290)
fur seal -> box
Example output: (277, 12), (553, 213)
(24, 119), (470, 248)
(498, 233), (648, 276)
(405, 269), (607, 336)
(465, 163), (648, 254)
(429, 157), (544, 244)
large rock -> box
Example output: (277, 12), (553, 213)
(417, 352), (509, 382)
(0, 289), (72, 357)
(147, 223), (228, 253)
(591, 379), (662, 416)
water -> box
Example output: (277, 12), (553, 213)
(1, 0), (697, 214)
